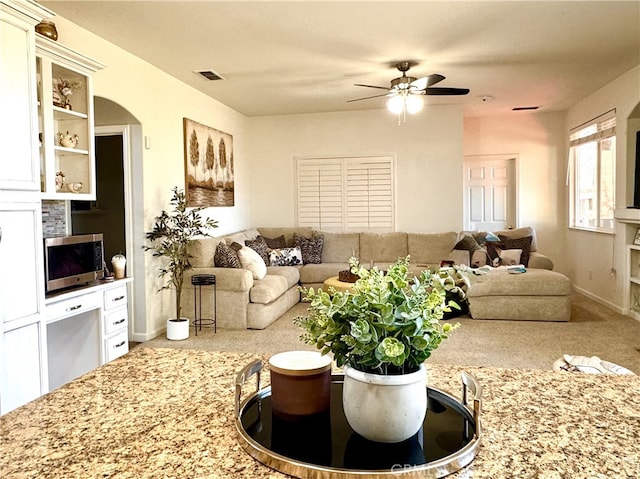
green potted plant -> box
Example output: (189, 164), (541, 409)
(144, 187), (218, 340)
(294, 256), (460, 442)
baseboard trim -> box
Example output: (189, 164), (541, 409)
(572, 285), (624, 315)
(131, 327), (163, 343)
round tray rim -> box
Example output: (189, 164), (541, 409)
(235, 373), (482, 479)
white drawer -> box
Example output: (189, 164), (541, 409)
(104, 307), (128, 336)
(105, 329), (129, 362)
(46, 292), (101, 323)
(104, 285), (127, 310)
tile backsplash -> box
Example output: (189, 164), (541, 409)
(42, 200), (67, 238)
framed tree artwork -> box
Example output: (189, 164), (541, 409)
(183, 118), (234, 207)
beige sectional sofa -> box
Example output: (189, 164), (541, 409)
(181, 226), (566, 330)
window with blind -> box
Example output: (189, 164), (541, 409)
(295, 156), (395, 232)
(568, 110), (616, 233)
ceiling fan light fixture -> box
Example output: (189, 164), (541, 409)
(386, 94), (405, 115)
(405, 94), (423, 114)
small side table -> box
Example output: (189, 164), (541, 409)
(191, 274), (216, 335)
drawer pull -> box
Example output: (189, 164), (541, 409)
(113, 318), (126, 325)
(66, 304), (82, 312)
(114, 341), (126, 348)
(112, 295), (125, 302)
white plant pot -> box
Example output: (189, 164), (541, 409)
(166, 318), (189, 340)
(342, 364), (427, 443)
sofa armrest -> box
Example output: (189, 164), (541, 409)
(528, 252), (554, 270)
(184, 267), (253, 292)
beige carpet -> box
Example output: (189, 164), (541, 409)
(139, 293), (640, 373)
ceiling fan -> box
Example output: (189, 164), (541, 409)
(348, 61), (469, 119)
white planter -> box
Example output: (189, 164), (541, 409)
(342, 364), (427, 443)
(166, 318), (189, 340)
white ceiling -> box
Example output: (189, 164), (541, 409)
(41, 1), (640, 118)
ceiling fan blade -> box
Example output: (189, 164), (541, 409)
(347, 92), (392, 103)
(354, 83), (391, 91)
(410, 74), (445, 90)
(425, 87), (470, 96)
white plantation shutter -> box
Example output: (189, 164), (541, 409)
(296, 158), (343, 229)
(345, 157), (393, 231)
(296, 156), (394, 232)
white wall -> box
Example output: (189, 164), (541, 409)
(51, 16), (251, 340)
(247, 106), (464, 233)
(565, 65), (640, 310)
(463, 111), (568, 273)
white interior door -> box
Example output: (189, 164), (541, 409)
(463, 155), (517, 231)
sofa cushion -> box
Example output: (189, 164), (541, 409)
(298, 263), (348, 284)
(359, 232), (408, 263)
(258, 227), (314, 247)
(237, 246), (267, 280)
(214, 242), (242, 268)
(260, 234), (286, 249)
(407, 232), (458, 265)
(496, 227), (538, 252)
(320, 232), (360, 263)
(269, 247), (303, 266)
(466, 269), (572, 297)
(250, 274), (290, 304)
(188, 237), (224, 268)
(224, 229), (259, 245)
(266, 266), (300, 289)
(498, 235), (533, 267)
(454, 234), (481, 255)
(294, 232), (324, 264)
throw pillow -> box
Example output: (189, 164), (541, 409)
(260, 234), (287, 249)
(269, 246), (303, 266)
(245, 237), (270, 264)
(214, 242), (241, 268)
(294, 232), (324, 264)
(237, 246), (267, 280)
(495, 247), (523, 266)
(454, 234), (481, 255)
(498, 235), (533, 267)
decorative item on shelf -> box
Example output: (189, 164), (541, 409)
(53, 77), (82, 110)
(57, 130), (79, 148)
(55, 171), (65, 191)
(66, 182), (83, 193)
(144, 187), (218, 340)
(295, 256), (461, 443)
(35, 19), (58, 41)
(111, 254), (126, 279)
(102, 261), (115, 282)
(634, 228), (640, 246)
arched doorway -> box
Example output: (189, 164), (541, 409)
(82, 97), (146, 343)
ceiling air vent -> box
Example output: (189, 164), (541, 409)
(195, 69), (225, 81)
(512, 106), (539, 111)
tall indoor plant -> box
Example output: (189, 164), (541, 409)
(144, 187), (218, 339)
(295, 256), (460, 442)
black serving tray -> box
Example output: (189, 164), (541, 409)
(234, 361), (482, 479)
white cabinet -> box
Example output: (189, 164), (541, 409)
(36, 34), (105, 200)
(0, 0), (45, 192)
(1, 323), (43, 413)
(102, 283), (129, 362)
(0, 0), (51, 415)
(626, 244), (640, 320)
(44, 279), (131, 392)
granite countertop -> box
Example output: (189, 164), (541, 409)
(1, 347), (639, 478)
